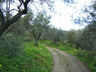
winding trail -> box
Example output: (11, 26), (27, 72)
(47, 47), (91, 72)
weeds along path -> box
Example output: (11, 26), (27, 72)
(47, 47), (91, 72)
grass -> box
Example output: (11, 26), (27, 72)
(0, 42), (53, 72)
(46, 41), (96, 72)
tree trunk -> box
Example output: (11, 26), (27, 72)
(32, 32), (41, 46)
(0, 12), (23, 36)
(0, 0), (30, 37)
(34, 40), (38, 46)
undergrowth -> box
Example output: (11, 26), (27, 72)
(0, 42), (53, 72)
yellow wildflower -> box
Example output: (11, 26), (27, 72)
(0, 64), (2, 68)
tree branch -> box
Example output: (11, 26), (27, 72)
(0, 0), (31, 36)
(8, 9), (19, 13)
(32, 31), (37, 40)
(37, 32), (41, 40)
(0, 8), (5, 24)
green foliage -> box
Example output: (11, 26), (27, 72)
(76, 50), (96, 72)
(47, 41), (74, 51)
(0, 42), (53, 72)
(39, 40), (51, 44)
(31, 13), (50, 34)
(77, 22), (96, 51)
(0, 36), (23, 57)
(24, 12), (50, 45)
(0, 16), (28, 57)
(45, 28), (66, 44)
(66, 30), (77, 45)
(24, 42), (53, 72)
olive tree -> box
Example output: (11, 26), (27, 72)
(77, 22), (96, 51)
(46, 28), (66, 45)
(66, 30), (77, 45)
(0, 0), (52, 37)
(75, 2), (96, 50)
(26, 13), (50, 45)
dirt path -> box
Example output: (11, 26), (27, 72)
(47, 47), (91, 72)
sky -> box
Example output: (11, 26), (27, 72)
(49, 0), (92, 30)
(2, 0), (93, 31)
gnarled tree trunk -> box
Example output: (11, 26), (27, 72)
(0, 0), (31, 37)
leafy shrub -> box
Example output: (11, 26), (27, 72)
(0, 36), (23, 57)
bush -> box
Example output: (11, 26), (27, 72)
(0, 36), (23, 57)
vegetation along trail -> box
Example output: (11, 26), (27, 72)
(47, 47), (91, 72)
